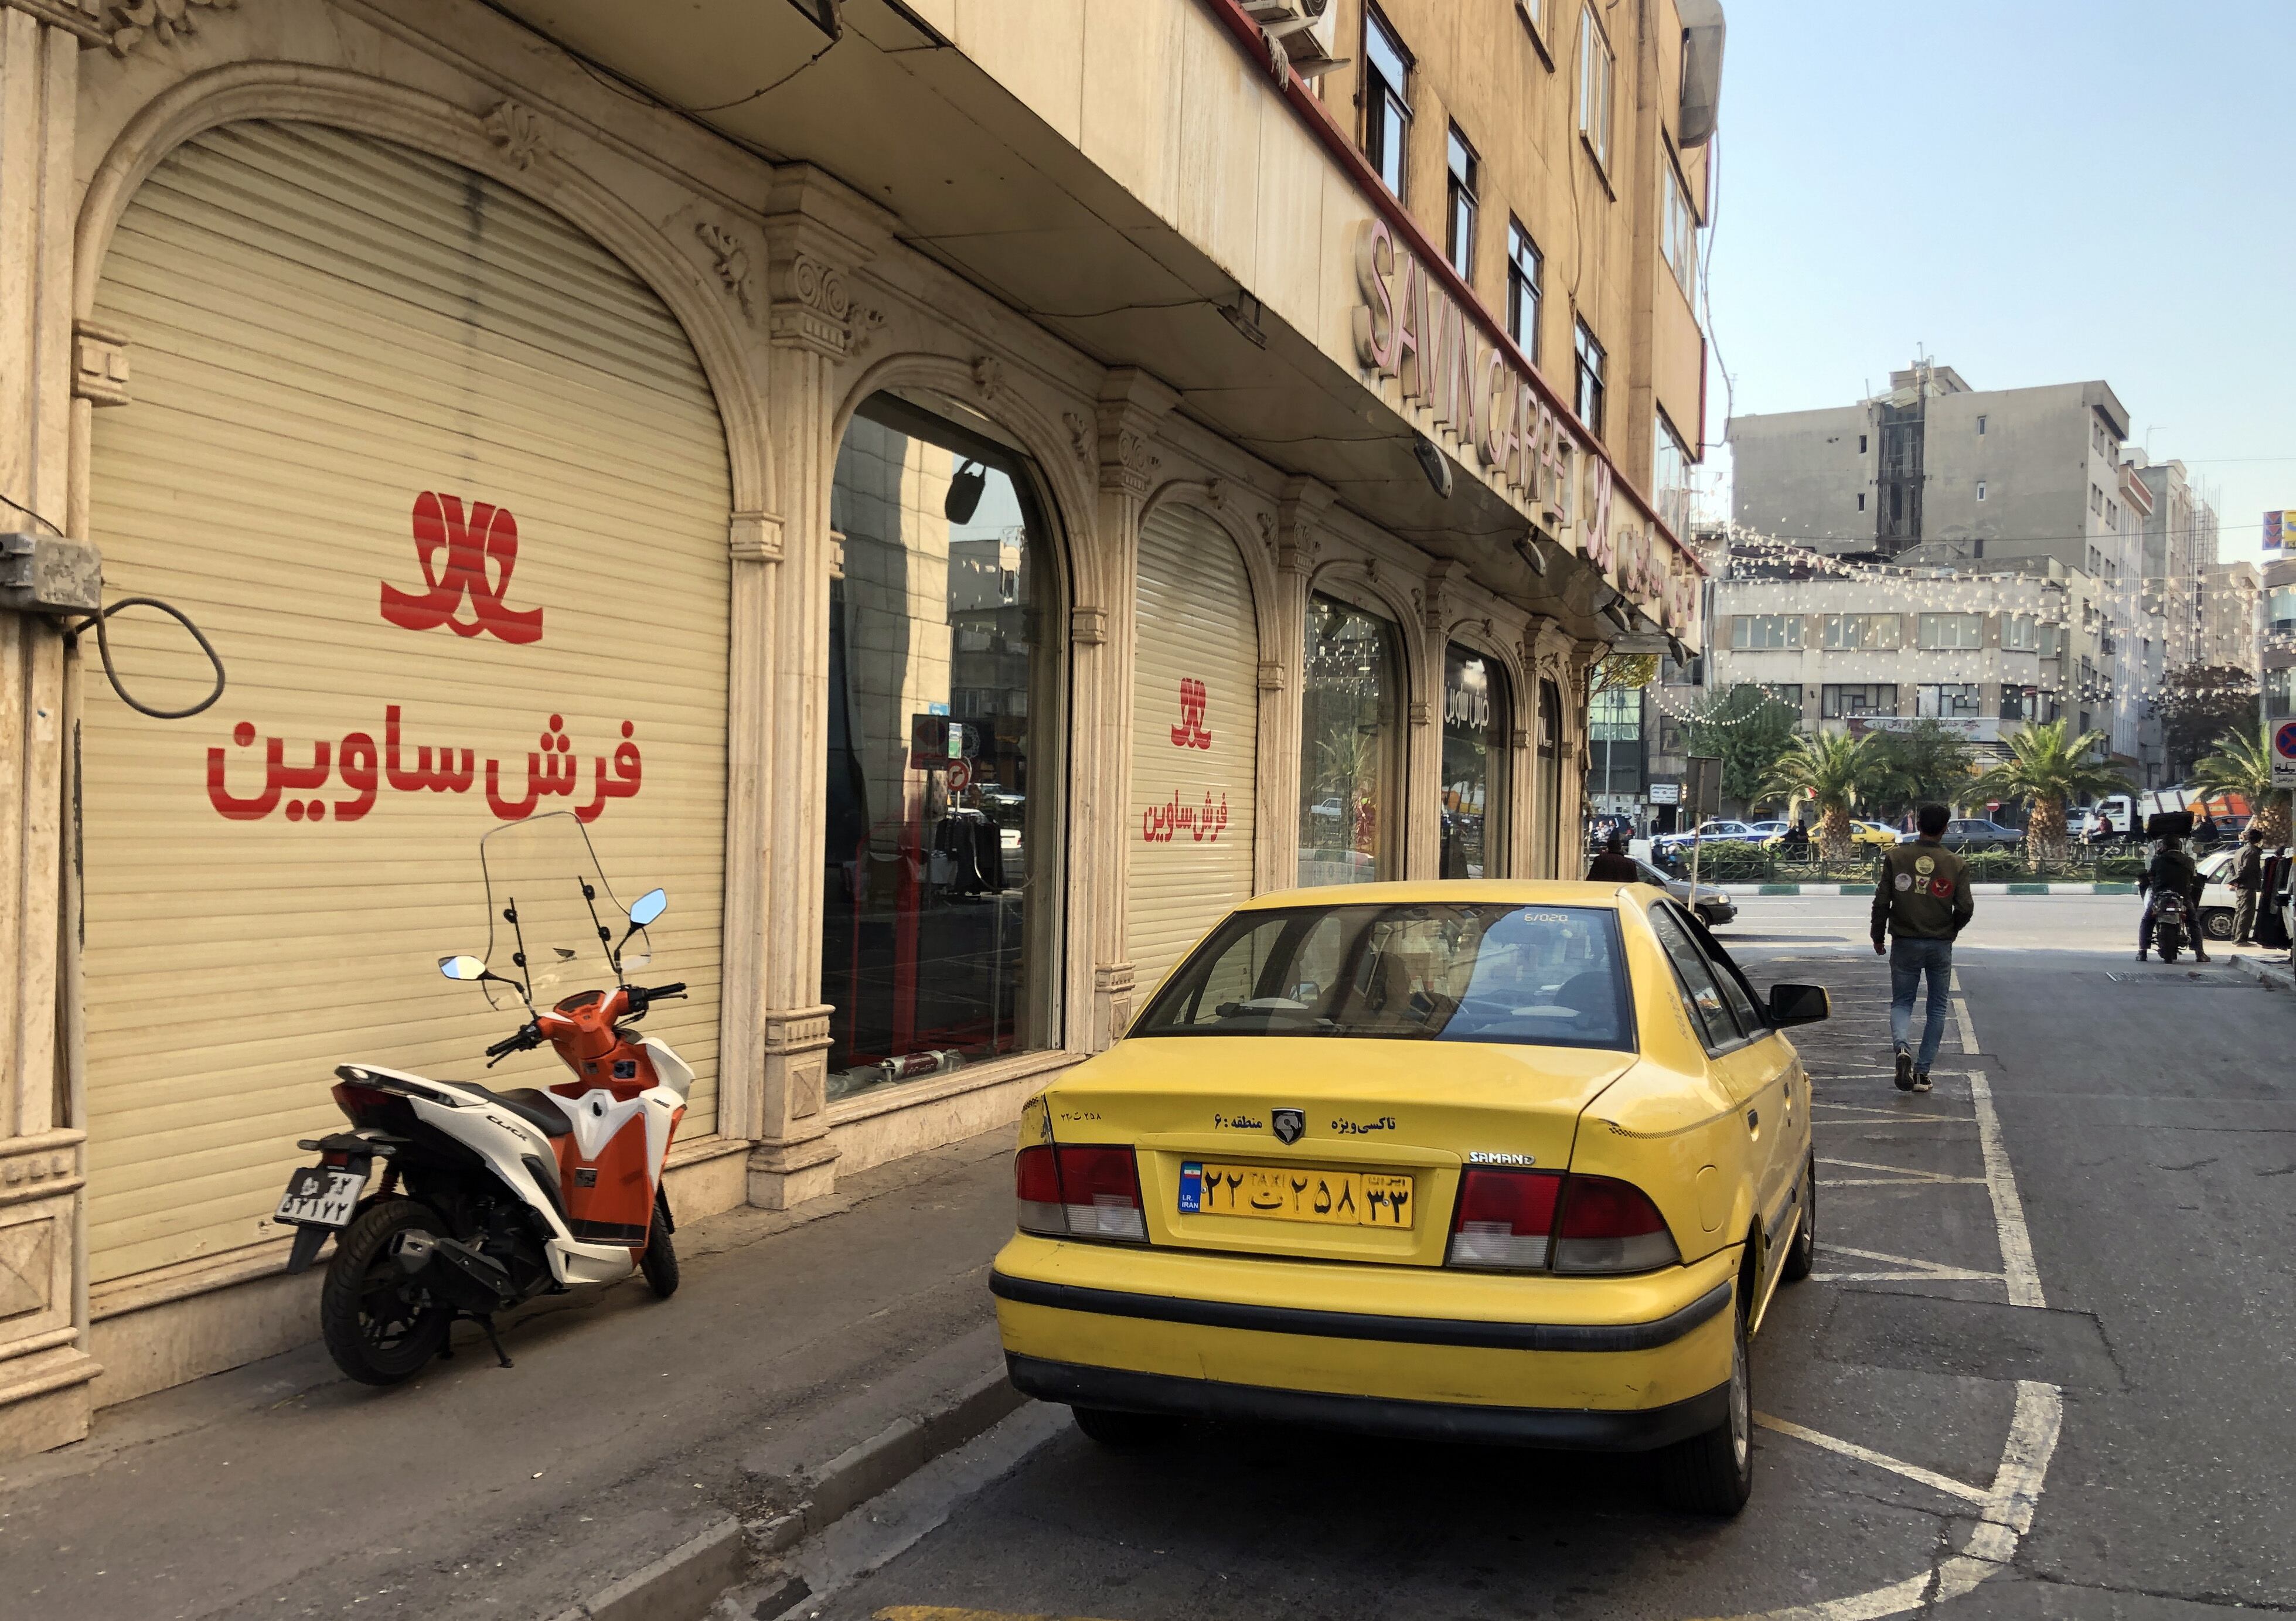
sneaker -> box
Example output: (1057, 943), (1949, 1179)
(2135, 948), (2148, 961)
(1894, 1048), (1915, 1091)
(1912, 1071), (1932, 1093)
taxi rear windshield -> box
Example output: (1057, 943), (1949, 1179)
(1132, 903), (1633, 1050)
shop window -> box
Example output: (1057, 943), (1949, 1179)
(1442, 645), (1511, 878)
(822, 393), (1062, 1102)
(1301, 594), (1402, 886)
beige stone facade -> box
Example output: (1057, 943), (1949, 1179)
(0, 0), (1717, 1456)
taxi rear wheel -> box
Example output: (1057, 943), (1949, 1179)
(1655, 1283), (1753, 1515)
(1071, 1405), (1171, 1448)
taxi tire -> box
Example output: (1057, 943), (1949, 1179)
(1781, 1153), (1816, 1283)
(1655, 1283), (1753, 1516)
(1071, 1405), (1170, 1449)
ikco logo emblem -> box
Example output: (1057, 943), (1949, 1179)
(379, 492), (544, 643)
(1170, 679), (1212, 750)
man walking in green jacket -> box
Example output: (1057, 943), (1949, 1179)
(1871, 802), (1975, 1093)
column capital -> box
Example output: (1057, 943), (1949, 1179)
(1093, 368), (1179, 499)
(761, 165), (895, 359)
(1275, 475), (1337, 577)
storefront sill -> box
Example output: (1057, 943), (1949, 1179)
(91, 1238), (298, 1323)
(825, 1049), (1082, 1128)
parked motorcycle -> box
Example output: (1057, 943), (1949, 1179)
(272, 812), (693, 1385)
(2153, 890), (2191, 963)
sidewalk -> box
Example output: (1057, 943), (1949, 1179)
(0, 1129), (1025, 1621)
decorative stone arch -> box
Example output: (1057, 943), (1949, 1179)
(832, 352), (1102, 619)
(1439, 614), (1535, 877)
(1135, 480), (1282, 672)
(1296, 554), (1428, 877)
(69, 62), (773, 529)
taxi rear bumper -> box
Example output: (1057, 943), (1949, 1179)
(1007, 1351), (1729, 1451)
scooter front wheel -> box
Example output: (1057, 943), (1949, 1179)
(321, 1197), (454, 1386)
(639, 1190), (679, 1299)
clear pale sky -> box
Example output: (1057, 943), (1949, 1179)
(1702, 2), (2296, 561)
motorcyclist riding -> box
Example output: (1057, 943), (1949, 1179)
(2137, 833), (2209, 963)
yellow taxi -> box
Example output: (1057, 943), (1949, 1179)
(992, 881), (1827, 1514)
(1760, 820), (1899, 850)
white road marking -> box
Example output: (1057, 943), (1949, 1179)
(1813, 1241), (2002, 1285)
(1953, 997), (1980, 1054)
(1813, 1101), (1971, 1121)
(1752, 1412), (1990, 1504)
(1819, 1156), (1984, 1185)
(1950, 966), (1963, 993)
(1968, 1070), (2046, 1308)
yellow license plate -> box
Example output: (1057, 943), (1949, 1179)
(1178, 1161), (1416, 1228)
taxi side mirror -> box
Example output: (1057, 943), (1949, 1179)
(1769, 982), (1830, 1027)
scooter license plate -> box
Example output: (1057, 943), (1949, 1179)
(272, 1166), (366, 1229)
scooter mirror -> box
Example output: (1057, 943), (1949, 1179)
(628, 888), (668, 928)
(439, 954), (488, 981)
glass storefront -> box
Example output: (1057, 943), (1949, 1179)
(1299, 594), (1401, 885)
(822, 393), (1060, 1102)
(1440, 644), (1510, 878)
(1537, 679), (1563, 878)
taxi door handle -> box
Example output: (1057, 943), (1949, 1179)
(1746, 1108), (1759, 1132)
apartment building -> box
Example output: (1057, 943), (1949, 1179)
(2202, 560), (2263, 675)
(0, 0), (1722, 1453)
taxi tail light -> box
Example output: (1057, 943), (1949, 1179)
(1446, 1168), (1564, 1270)
(1552, 1176), (1681, 1274)
(1055, 1146), (1147, 1243)
(1014, 1146), (1065, 1236)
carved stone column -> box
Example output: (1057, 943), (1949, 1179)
(1082, 369), (1177, 1050)
(1566, 637), (1608, 852)
(1523, 619), (1575, 878)
(745, 166), (888, 1210)
(1410, 561), (1464, 878)
(0, 0), (100, 1461)
(1267, 478), (1332, 891)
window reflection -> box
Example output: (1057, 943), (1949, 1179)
(1442, 645), (1509, 878)
(1299, 595), (1399, 886)
(823, 395), (1058, 1102)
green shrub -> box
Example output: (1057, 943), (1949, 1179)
(1686, 842), (1772, 882)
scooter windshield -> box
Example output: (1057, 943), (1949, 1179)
(476, 812), (644, 1012)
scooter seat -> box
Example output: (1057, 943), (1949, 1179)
(466, 1085), (571, 1138)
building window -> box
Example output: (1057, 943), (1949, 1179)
(1821, 612), (1901, 651)
(1443, 125), (1479, 279)
(1505, 219), (1543, 360)
(1661, 161), (1698, 304)
(1574, 318), (1606, 438)
(823, 393), (1062, 1102)
(2266, 665), (2296, 721)
(1977, 480), (1987, 502)
(1757, 683), (1804, 714)
(1362, 8), (1411, 198)
(1822, 683), (1899, 719)
(1858, 433), (1868, 454)
(1857, 492), (1866, 512)
(1918, 612), (1984, 651)
(1652, 410), (1692, 537)
(1977, 414), (1987, 435)
(1518, 0), (1547, 46)
(1730, 613), (1803, 651)
(2003, 614), (2038, 652)
(2270, 585), (2296, 631)
(1302, 594), (1402, 886)
(2090, 483), (2104, 516)
(1442, 645), (1510, 878)
(1916, 683), (1983, 718)
(1576, 6), (1613, 169)
(1999, 685), (2027, 720)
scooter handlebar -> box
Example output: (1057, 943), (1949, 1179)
(483, 1023), (542, 1062)
(620, 983), (687, 1019)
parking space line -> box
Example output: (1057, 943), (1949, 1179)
(1818, 1157), (1984, 1185)
(1967, 1070), (2045, 1309)
(1752, 1412), (1990, 1505)
(1953, 998), (1979, 1054)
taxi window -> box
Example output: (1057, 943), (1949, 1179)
(1687, 909), (1766, 1034)
(1131, 903), (1633, 1051)
(1647, 904), (1745, 1052)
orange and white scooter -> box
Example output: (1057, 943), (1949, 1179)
(275, 812), (693, 1385)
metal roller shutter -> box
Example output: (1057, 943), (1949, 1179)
(83, 122), (733, 1284)
(1126, 505), (1258, 1002)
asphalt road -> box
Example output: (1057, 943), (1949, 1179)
(790, 894), (2296, 1621)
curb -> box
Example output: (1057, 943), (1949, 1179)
(1723, 881), (2141, 897)
(546, 1333), (1026, 1621)
(2227, 952), (2296, 993)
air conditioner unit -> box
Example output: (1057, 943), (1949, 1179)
(1242, 0), (1348, 79)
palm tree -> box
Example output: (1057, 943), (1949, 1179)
(1757, 731), (1882, 863)
(2192, 723), (2291, 845)
(1966, 720), (2128, 863)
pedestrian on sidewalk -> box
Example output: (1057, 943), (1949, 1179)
(1871, 802), (1973, 1094)
(2232, 826), (2266, 944)
(1586, 830), (1638, 882)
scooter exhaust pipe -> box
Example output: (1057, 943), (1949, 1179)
(390, 1230), (515, 1310)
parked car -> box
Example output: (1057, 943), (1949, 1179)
(1743, 820), (1792, 841)
(994, 881), (1827, 1514)
(1760, 820), (1898, 852)
(1654, 819), (1762, 855)
(1941, 818), (2024, 852)
(2196, 849), (2242, 941)
(1631, 857), (1738, 926)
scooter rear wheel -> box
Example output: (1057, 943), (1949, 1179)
(639, 1190), (679, 1299)
(321, 1197), (454, 1386)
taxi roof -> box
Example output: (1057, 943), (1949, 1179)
(1234, 879), (1662, 912)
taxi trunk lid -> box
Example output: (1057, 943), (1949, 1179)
(1041, 1036), (1637, 1268)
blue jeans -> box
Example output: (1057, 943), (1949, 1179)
(1889, 935), (1953, 1071)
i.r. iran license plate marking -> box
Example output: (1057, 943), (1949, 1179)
(1178, 1160), (1414, 1228)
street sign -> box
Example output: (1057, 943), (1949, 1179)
(2273, 720), (2296, 789)
(1685, 755), (1722, 820)
(1648, 782), (1681, 805)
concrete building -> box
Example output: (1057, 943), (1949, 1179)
(1726, 363), (2225, 780)
(2202, 560), (2262, 675)
(0, 0), (1722, 1456)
